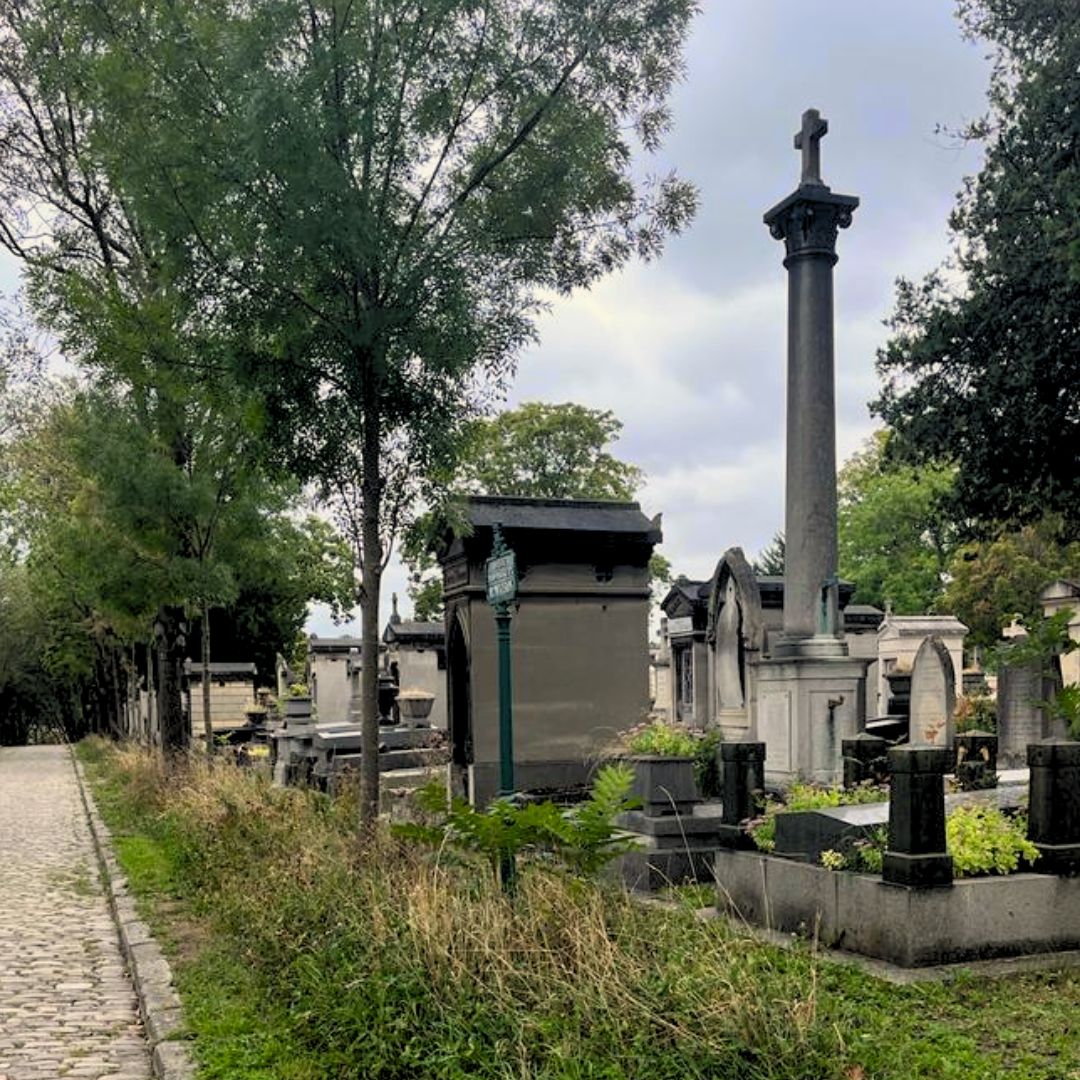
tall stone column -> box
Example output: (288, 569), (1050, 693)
(764, 109), (858, 652)
(752, 109), (869, 785)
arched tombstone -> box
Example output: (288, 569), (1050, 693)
(908, 635), (956, 746)
(706, 547), (765, 736)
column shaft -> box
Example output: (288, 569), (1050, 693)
(784, 253), (838, 640)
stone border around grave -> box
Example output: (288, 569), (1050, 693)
(70, 747), (195, 1080)
(715, 847), (1080, 968)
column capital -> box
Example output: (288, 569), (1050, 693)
(764, 185), (859, 265)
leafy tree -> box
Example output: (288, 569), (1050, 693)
(836, 432), (957, 613)
(64, 0), (698, 822)
(0, 3), (234, 747)
(454, 402), (644, 500)
(403, 401), (667, 619)
(874, 1), (1080, 531)
(0, 383), (353, 745)
(942, 517), (1080, 647)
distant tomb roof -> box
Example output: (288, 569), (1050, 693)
(383, 621), (445, 645)
(878, 614), (968, 638)
(307, 636), (361, 652)
(660, 574), (857, 618)
(184, 661), (257, 680)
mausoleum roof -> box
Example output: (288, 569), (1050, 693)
(463, 495), (662, 539)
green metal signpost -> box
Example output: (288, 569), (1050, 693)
(486, 523), (517, 892)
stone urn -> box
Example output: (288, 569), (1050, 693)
(628, 755), (698, 817)
(397, 688), (436, 727)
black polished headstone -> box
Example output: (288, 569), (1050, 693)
(717, 741), (765, 849)
(954, 730), (998, 791)
(842, 732), (889, 788)
(882, 745), (953, 887)
(1027, 738), (1080, 876)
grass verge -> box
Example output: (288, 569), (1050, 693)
(77, 738), (1080, 1079)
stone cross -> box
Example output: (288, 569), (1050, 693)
(794, 108), (828, 185)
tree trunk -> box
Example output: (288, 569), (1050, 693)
(156, 604), (188, 752)
(109, 645), (124, 739)
(201, 598), (214, 754)
(358, 394), (384, 826)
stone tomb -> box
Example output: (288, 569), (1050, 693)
(660, 563), (882, 744)
(184, 661), (258, 737)
(306, 635), (362, 725)
(382, 607), (447, 729)
(876, 614), (967, 718)
(437, 495), (660, 806)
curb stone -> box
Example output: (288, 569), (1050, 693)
(70, 748), (196, 1080)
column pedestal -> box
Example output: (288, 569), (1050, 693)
(754, 654), (868, 785)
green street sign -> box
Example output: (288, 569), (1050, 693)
(486, 550), (517, 606)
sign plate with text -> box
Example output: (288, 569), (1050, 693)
(486, 550), (518, 605)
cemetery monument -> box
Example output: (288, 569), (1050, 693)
(755, 109), (870, 782)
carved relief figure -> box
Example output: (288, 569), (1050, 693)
(715, 575), (745, 710)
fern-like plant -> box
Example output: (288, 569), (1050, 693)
(395, 765), (642, 878)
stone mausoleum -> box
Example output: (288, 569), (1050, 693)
(437, 495), (661, 806)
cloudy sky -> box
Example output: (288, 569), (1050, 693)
(0, 2), (993, 633)
(502, 0), (991, 599)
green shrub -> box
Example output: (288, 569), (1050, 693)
(946, 805), (1040, 877)
(693, 728), (724, 798)
(624, 719), (699, 757)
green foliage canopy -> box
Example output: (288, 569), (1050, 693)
(874, 1), (1080, 531)
(837, 431), (957, 613)
(942, 517), (1080, 646)
(454, 401), (644, 500)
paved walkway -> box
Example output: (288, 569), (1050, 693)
(0, 746), (152, 1080)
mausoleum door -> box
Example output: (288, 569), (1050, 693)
(447, 614), (472, 789)
(674, 644), (693, 723)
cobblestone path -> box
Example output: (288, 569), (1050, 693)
(0, 745), (152, 1080)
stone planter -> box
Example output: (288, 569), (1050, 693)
(397, 689), (435, 726)
(715, 847), (1080, 967)
(628, 755), (698, 817)
(284, 696), (312, 719)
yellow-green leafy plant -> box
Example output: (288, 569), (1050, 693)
(624, 720), (699, 757)
(748, 782), (888, 852)
(945, 805), (1040, 877)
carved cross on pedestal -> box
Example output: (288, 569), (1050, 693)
(794, 108), (828, 185)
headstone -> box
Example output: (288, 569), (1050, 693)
(842, 732), (888, 788)
(716, 741), (765, 849)
(997, 653), (1047, 766)
(1027, 738), (1080, 876)
(953, 730), (998, 791)
(907, 636), (955, 746)
(706, 548), (765, 736)
(882, 745), (953, 888)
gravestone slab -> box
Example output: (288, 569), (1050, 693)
(908, 636), (955, 746)
(998, 655), (1053, 766)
